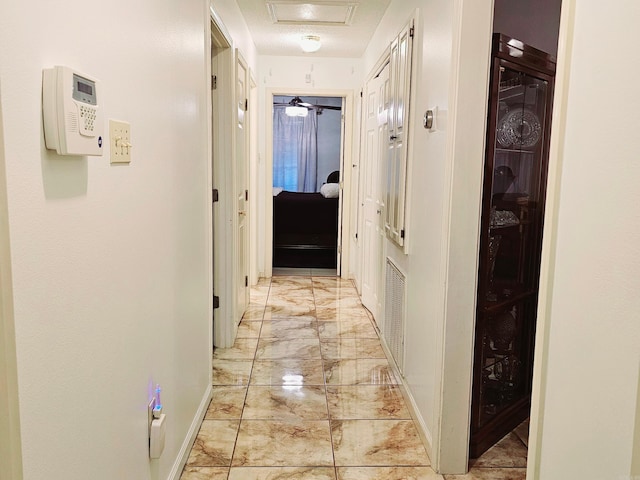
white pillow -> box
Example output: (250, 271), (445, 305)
(320, 183), (340, 198)
(273, 187), (283, 196)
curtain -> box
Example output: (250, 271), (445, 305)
(273, 106), (318, 192)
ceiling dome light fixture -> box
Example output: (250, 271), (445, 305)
(300, 35), (321, 53)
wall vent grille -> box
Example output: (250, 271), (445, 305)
(384, 258), (406, 373)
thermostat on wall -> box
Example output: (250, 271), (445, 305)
(42, 66), (104, 156)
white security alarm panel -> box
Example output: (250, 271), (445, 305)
(43, 66), (104, 156)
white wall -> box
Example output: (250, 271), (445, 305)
(493, 0), (562, 57)
(259, 56), (363, 91)
(360, 0), (454, 453)
(208, 2), (260, 293)
(0, 1), (212, 478)
(210, 0), (258, 69)
(359, 1), (493, 473)
(531, 1), (640, 477)
(0, 77), (23, 480)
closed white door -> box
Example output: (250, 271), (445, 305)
(360, 62), (389, 321)
(386, 22), (413, 246)
(236, 53), (249, 321)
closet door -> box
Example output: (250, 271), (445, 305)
(235, 51), (249, 322)
(385, 20), (413, 247)
(361, 62), (390, 321)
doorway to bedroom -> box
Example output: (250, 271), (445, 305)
(271, 95), (344, 272)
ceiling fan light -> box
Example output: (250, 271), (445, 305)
(285, 105), (308, 117)
(300, 35), (321, 53)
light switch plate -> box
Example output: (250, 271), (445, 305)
(109, 119), (131, 164)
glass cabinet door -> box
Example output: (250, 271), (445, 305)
(471, 34), (556, 458)
(484, 67), (549, 304)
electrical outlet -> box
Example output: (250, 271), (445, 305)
(109, 119), (132, 164)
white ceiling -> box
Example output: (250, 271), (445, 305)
(235, 0), (391, 57)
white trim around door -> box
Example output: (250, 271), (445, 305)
(264, 88), (355, 279)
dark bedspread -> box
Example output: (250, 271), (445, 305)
(273, 191), (339, 247)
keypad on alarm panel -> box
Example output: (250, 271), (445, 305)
(79, 105), (97, 132)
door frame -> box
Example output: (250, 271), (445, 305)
(248, 73), (258, 286)
(357, 55), (390, 321)
(0, 77), (24, 480)
(209, 7), (236, 348)
(430, 0), (495, 473)
(264, 88), (355, 278)
(434, 0), (569, 474)
(527, 1), (575, 477)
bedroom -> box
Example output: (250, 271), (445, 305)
(271, 95), (344, 270)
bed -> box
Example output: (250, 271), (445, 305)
(272, 188), (339, 268)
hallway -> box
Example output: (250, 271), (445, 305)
(180, 274), (527, 479)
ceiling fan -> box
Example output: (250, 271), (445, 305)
(274, 96), (341, 116)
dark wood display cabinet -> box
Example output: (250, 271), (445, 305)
(470, 34), (556, 458)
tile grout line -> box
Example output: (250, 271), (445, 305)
(312, 277), (340, 479)
(225, 277), (269, 477)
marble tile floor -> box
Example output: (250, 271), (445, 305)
(443, 423), (529, 480)
(181, 274), (528, 480)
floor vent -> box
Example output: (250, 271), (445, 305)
(384, 258), (406, 373)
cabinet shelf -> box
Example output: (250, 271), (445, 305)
(495, 148), (536, 154)
(479, 288), (537, 314)
(490, 222), (520, 230)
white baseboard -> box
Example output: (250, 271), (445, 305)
(169, 385), (212, 480)
(398, 376), (434, 459)
(375, 324), (434, 459)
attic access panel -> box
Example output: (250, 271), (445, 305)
(266, 1), (358, 26)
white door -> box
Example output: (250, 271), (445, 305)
(360, 63), (390, 321)
(236, 53), (249, 321)
(386, 22), (413, 246)
(211, 23), (235, 348)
